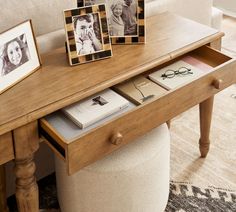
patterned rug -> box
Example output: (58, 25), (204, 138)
(7, 173), (236, 212)
(166, 181), (236, 212)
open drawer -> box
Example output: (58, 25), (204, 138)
(39, 45), (236, 175)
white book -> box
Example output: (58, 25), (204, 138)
(62, 89), (130, 129)
(148, 60), (205, 90)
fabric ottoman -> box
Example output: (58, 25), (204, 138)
(55, 123), (170, 212)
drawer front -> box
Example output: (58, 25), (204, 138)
(0, 132), (14, 165)
(40, 45), (236, 175)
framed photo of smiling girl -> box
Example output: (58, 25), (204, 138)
(0, 20), (40, 94)
(81, 0), (145, 44)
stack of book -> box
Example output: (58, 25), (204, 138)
(114, 75), (167, 105)
(62, 89), (130, 129)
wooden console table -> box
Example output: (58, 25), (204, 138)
(0, 12), (235, 211)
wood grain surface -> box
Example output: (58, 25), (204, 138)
(0, 132), (14, 165)
(0, 12), (222, 136)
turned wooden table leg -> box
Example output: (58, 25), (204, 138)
(199, 96), (214, 157)
(0, 165), (9, 212)
(13, 121), (39, 212)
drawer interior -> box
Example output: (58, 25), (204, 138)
(43, 103), (136, 142)
(145, 45), (233, 77)
(144, 45), (234, 91)
(188, 45), (232, 68)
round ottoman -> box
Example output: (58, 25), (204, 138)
(55, 124), (170, 212)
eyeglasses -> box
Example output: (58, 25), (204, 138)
(132, 81), (154, 102)
(161, 67), (193, 80)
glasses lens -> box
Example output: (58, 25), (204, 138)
(164, 70), (175, 78)
(178, 67), (189, 75)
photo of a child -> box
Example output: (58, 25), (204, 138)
(0, 34), (30, 77)
(73, 13), (103, 56)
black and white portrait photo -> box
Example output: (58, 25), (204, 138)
(84, 0), (138, 36)
(73, 13), (103, 56)
(0, 20), (40, 94)
(0, 34), (30, 77)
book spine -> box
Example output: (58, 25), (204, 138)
(112, 87), (141, 105)
(63, 111), (83, 128)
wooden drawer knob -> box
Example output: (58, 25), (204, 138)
(212, 79), (223, 90)
(110, 132), (123, 145)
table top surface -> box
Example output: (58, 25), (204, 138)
(0, 12), (222, 135)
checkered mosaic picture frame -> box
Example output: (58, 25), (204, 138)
(64, 4), (112, 65)
(81, 0), (145, 44)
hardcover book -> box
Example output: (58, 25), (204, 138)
(113, 76), (167, 105)
(62, 89), (130, 128)
(148, 60), (205, 90)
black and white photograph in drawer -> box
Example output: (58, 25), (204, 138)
(81, 0), (145, 44)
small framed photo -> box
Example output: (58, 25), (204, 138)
(0, 20), (40, 94)
(64, 4), (113, 65)
(81, 0), (145, 44)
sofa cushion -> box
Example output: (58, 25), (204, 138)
(146, 0), (167, 17)
(0, 0), (76, 36)
(211, 7), (223, 30)
(166, 0), (213, 26)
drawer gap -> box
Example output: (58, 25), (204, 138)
(39, 126), (66, 158)
(144, 45), (233, 81)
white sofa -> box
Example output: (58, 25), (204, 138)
(2, 0), (222, 196)
(214, 0), (236, 17)
(147, 0), (223, 30)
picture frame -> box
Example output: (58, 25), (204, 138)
(77, 0), (84, 7)
(0, 20), (41, 94)
(64, 4), (113, 66)
(80, 0), (145, 44)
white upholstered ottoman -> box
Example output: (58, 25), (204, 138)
(55, 124), (170, 212)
